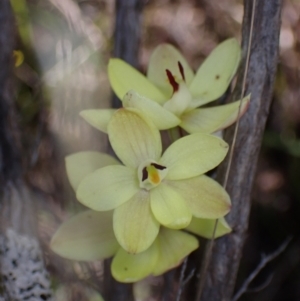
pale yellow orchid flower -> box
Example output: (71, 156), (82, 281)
(81, 39), (249, 135)
(50, 209), (230, 283)
(75, 109), (231, 254)
(50, 150), (230, 283)
(50, 210), (198, 283)
(118, 38), (250, 134)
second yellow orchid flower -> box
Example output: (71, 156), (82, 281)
(81, 39), (249, 135)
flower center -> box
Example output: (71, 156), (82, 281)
(165, 61), (186, 94)
(166, 69), (179, 93)
(163, 62), (192, 116)
(178, 61), (185, 81)
(138, 160), (168, 190)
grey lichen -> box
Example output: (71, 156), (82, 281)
(0, 229), (53, 301)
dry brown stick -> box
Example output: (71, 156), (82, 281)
(232, 237), (292, 301)
(111, 0), (145, 109)
(104, 1), (145, 300)
(175, 257), (196, 301)
(197, 0), (282, 300)
(197, 1), (256, 298)
(176, 257), (188, 301)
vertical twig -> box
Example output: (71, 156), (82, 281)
(197, 0), (282, 300)
(0, 0), (20, 181)
(104, 1), (145, 300)
(176, 258), (188, 301)
(111, 0), (145, 109)
(197, 1), (256, 299)
(232, 237), (292, 301)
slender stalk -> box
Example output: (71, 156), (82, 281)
(232, 237), (292, 301)
(197, 1), (257, 299)
(111, 0), (145, 109)
(105, 1), (145, 300)
(197, 0), (283, 300)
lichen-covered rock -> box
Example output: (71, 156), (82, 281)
(0, 229), (53, 301)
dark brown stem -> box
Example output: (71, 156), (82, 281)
(111, 0), (145, 109)
(0, 0), (20, 183)
(105, 1), (145, 300)
(197, 0), (282, 300)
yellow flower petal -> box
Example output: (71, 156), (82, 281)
(150, 183), (192, 229)
(189, 39), (241, 105)
(147, 44), (194, 97)
(181, 95), (250, 134)
(160, 133), (229, 180)
(108, 58), (166, 104)
(166, 175), (231, 218)
(111, 242), (158, 283)
(122, 90), (181, 130)
(50, 210), (119, 261)
(65, 151), (120, 191)
(152, 228), (199, 276)
(108, 109), (162, 168)
(77, 165), (139, 211)
(113, 190), (160, 254)
(80, 109), (116, 133)
(163, 83), (192, 117)
(186, 217), (232, 239)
